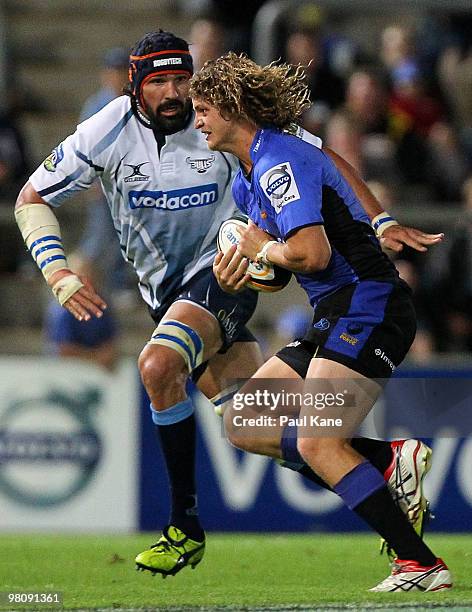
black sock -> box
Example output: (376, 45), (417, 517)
(354, 486), (436, 566)
(155, 413), (204, 541)
(351, 437), (393, 475)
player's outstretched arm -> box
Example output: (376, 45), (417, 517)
(375, 224), (444, 253)
(324, 147), (444, 253)
(15, 182), (107, 321)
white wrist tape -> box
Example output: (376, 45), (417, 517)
(51, 274), (84, 306)
(15, 203), (69, 281)
(371, 212), (399, 238)
(256, 240), (278, 264)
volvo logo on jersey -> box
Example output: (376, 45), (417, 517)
(129, 184), (218, 210)
(267, 166), (292, 199)
(260, 161), (301, 213)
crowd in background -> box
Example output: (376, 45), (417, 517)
(1, 1), (471, 364)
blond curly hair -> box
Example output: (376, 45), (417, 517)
(189, 52), (311, 129)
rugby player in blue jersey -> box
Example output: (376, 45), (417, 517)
(191, 53), (452, 592)
(14, 31), (441, 580)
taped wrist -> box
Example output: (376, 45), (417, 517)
(371, 212), (399, 238)
(51, 274), (84, 306)
(256, 240), (278, 264)
(15, 203), (69, 280)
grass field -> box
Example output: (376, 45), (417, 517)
(0, 533), (470, 611)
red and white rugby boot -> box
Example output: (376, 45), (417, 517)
(380, 439), (433, 558)
(370, 557), (452, 592)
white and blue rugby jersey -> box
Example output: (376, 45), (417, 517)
(233, 127), (399, 307)
(30, 96), (239, 310)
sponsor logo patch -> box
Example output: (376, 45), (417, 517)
(340, 333), (358, 346)
(186, 154), (215, 174)
(43, 143), (64, 172)
(124, 162), (150, 183)
(374, 348), (395, 371)
(129, 184), (218, 210)
(313, 318), (330, 331)
(260, 161), (300, 213)
(217, 306), (238, 339)
(153, 57), (182, 67)
(252, 134), (263, 153)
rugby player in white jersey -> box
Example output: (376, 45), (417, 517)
(14, 31), (443, 577)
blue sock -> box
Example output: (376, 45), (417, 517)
(334, 460), (385, 510)
(150, 397), (194, 425)
(280, 423), (304, 468)
(280, 423), (332, 490)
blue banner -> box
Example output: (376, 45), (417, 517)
(139, 371), (472, 532)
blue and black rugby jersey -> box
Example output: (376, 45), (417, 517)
(232, 127), (400, 307)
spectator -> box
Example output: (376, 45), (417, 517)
(331, 68), (398, 182)
(387, 60), (440, 187)
(0, 112), (29, 200)
(426, 121), (469, 202)
(421, 176), (472, 352)
(79, 47), (129, 122)
(344, 69), (389, 135)
(437, 45), (472, 163)
(389, 61), (469, 201)
(441, 176), (472, 351)
(378, 24), (465, 195)
(325, 111), (363, 173)
(189, 16), (227, 71)
(204, 0), (266, 54)
(380, 24), (416, 75)
(389, 61), (444, 139)
(0, 90), (31, 274)
(284, 26), (345, 133)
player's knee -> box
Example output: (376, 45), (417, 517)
(138, 345), (187, 399)
(223, 410), (258, 453)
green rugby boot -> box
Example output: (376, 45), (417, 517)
(135, 525), (205, 577)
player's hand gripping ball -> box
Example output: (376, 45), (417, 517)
(217, 216), (291, 292)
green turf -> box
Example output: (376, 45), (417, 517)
(0, 533), (470, 610)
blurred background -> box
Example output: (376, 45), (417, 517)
(0, 0), (471, 534)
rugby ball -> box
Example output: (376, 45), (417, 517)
(217, 216), (292, 292)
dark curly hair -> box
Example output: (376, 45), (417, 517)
(189, 52), (311, 129)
